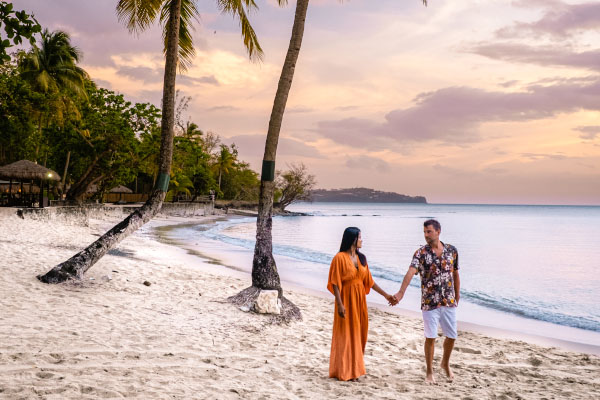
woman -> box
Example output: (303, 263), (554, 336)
(327, 227), (397, 381)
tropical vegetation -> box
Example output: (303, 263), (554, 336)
(3, 1), (317, 291)
(0, 1), (41, 63)
(1, 54), (264, 204)
(1, 49), (312, 207)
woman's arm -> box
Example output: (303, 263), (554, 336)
(372, 282), (398, 305)
(332, 284), (345, 318)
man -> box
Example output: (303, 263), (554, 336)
(394, 219), (460, 384)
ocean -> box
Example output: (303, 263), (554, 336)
(160, 203), (600, 346)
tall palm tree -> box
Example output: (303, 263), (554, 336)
(19, 29), (89, 161)
(230, 0), (427, 321)
(38, 0), (262, 283)
(229, 0), (309, 321)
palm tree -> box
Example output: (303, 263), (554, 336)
(229, 0), (309, 322)
(38, 0), (263, 283)
(184, 121), (202, 140)
(37, 0), (182, 283)
(19, 29), (89, 161)
(229, 0), (427, 321)
(20, 29), (88, 97)
(167, 170), (194, 200)
(213, 144), (235, 191)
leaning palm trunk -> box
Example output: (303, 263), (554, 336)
(38, 0), (182, 283)
(228, 0), (309, 322)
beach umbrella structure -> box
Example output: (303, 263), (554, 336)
(109, 185), (133, 202)
(109, 185), (133, 194)
(0, 160), (61, 208)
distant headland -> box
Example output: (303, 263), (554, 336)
(311, 187), (427, 203)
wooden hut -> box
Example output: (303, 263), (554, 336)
(0, 160), (61, 208)
(109, 185), (133, 203)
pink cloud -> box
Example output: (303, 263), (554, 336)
(469, 43), (600, 72)
(500, 2), (600, 38)
(14, 0), (207, 67)
(574, 125), (600, 140)
(317, 77), (600, 147)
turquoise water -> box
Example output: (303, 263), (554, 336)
(167, 203), (600, 345)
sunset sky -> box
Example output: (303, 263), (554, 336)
(12, 0), (600, 205)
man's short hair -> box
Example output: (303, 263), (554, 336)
(424, 219), (441, 231)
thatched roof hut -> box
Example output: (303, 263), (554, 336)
(109, 185), (133, 194)
(0, 160), (61, 182)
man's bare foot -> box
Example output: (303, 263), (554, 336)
(425, 372), (436, 384)
(441, 362), (454, 382)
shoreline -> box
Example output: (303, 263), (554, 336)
(279, 283), (600, 356)
(155, 213), (600, 356)
(1, 212), (599, 399)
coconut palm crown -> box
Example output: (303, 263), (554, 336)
(116, 0), (265, 70)
(19, 29), (89, 97)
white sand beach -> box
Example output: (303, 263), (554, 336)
(1, 212), (599, 399)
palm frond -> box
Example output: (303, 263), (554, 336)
(216, 0), (263, 61)
(37, 70), (52, 92)
(18, 29), (88, 100)
(56, 66), (89, 98)
(45, 30), (82, 63)
(160, 0), (200, 72)
(116, 0), (163, 35)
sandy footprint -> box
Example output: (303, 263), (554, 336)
(35, 371), (55, 379)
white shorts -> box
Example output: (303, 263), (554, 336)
(422, 307), (457, 339)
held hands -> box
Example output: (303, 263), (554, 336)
(385, 293), (398, 306)
(393, 291), (404, 304)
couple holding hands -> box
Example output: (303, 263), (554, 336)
(327, 219), (460, 383)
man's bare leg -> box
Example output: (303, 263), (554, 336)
(441, 337), (455, 381)
(424, 338), (436, 384)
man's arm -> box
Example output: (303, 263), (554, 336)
(453, 269), (460, 305)
(393, 267), (417, 302)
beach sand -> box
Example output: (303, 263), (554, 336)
(1, 212), (599, 399)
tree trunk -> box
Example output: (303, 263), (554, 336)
(61, 150), (70, 196)
(34, 114), (43, 163)
(38, 0), (182, 283)
(65, 150), (108, 202)
(229, 0), (309, 322)
(70, 173), (106, 204)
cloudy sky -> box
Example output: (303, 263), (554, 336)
(12, 0), (600, 204)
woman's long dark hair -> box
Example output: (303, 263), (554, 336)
(339, 227), (367, 266)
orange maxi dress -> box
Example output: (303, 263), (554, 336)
(327, 252), (374, 381)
